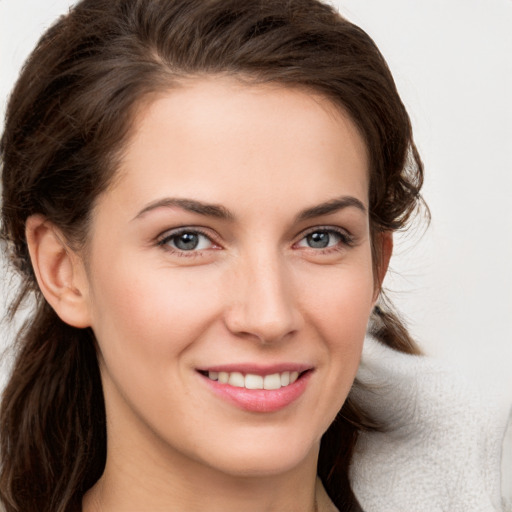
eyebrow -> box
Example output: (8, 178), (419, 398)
(132, 197), (234, 221)
(295, 196), (367, 221)
(132, 195), (367, 222)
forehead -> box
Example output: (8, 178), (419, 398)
(104, 77), (369, 217)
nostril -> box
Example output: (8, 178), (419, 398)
(224, 314), (299, 345)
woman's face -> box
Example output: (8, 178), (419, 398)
(80, 78), (380, 478)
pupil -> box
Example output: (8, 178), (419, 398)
(307, 232), (329, 248)
(175, 232), (199, 250)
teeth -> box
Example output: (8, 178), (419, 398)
(207, 370), (303, 389)
(228, 372), (244, 388)
(245, 374), (264, 389)
(263, 373), (281, 390)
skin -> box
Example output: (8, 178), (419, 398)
(26, 77), (391, 511)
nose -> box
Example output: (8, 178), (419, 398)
(223, 250), (302, 344)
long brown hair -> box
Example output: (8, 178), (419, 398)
(0, 1), (425, 510)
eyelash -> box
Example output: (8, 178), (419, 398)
(156, 226), (355, 257)
(157, 227), (217, 257)
(295, 226), (355, 253)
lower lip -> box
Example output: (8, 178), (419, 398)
(200, 372), (312, 413)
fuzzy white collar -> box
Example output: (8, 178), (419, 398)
(348, 336), (511, 512)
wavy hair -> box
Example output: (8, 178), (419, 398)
(0, 1), (425, 510)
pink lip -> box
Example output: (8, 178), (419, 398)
(199, 369), (312, 413)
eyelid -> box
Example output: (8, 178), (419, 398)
(156, 226), (220, 251)
(294, 225), (355, 248)
(155, 224), (355, 254)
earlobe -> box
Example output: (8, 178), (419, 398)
(25, 215), (91, 328)
(373, 231), (393, 304)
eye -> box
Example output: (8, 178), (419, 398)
(296, 229), (351, 250)
(158, 229), (214, 252)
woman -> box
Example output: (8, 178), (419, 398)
(0, 1), (505, 511)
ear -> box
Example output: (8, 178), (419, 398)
(372, 230), (393, 304)
(25, 215), (92, 328)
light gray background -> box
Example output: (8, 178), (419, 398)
(1, 0), (511, 414)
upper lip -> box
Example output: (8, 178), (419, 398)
(196, 363), (313, 375)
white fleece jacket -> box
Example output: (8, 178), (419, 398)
(348, 335), (510, 512)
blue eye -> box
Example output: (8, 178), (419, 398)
(159, 230), (213, 251)
(297, 229), (349, 249)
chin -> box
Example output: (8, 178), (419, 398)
(199, 430), (320, 478)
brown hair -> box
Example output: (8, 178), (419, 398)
(0, 1), (425, 510)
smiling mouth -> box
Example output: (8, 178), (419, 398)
(197, 368), (313, 412)
(198, 370), (309, 390)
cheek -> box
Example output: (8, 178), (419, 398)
(293, 261), (374, 434)
(88, 255), (223, 364)
(300, 259), (374, 387)
(301, 261), (375, 340)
